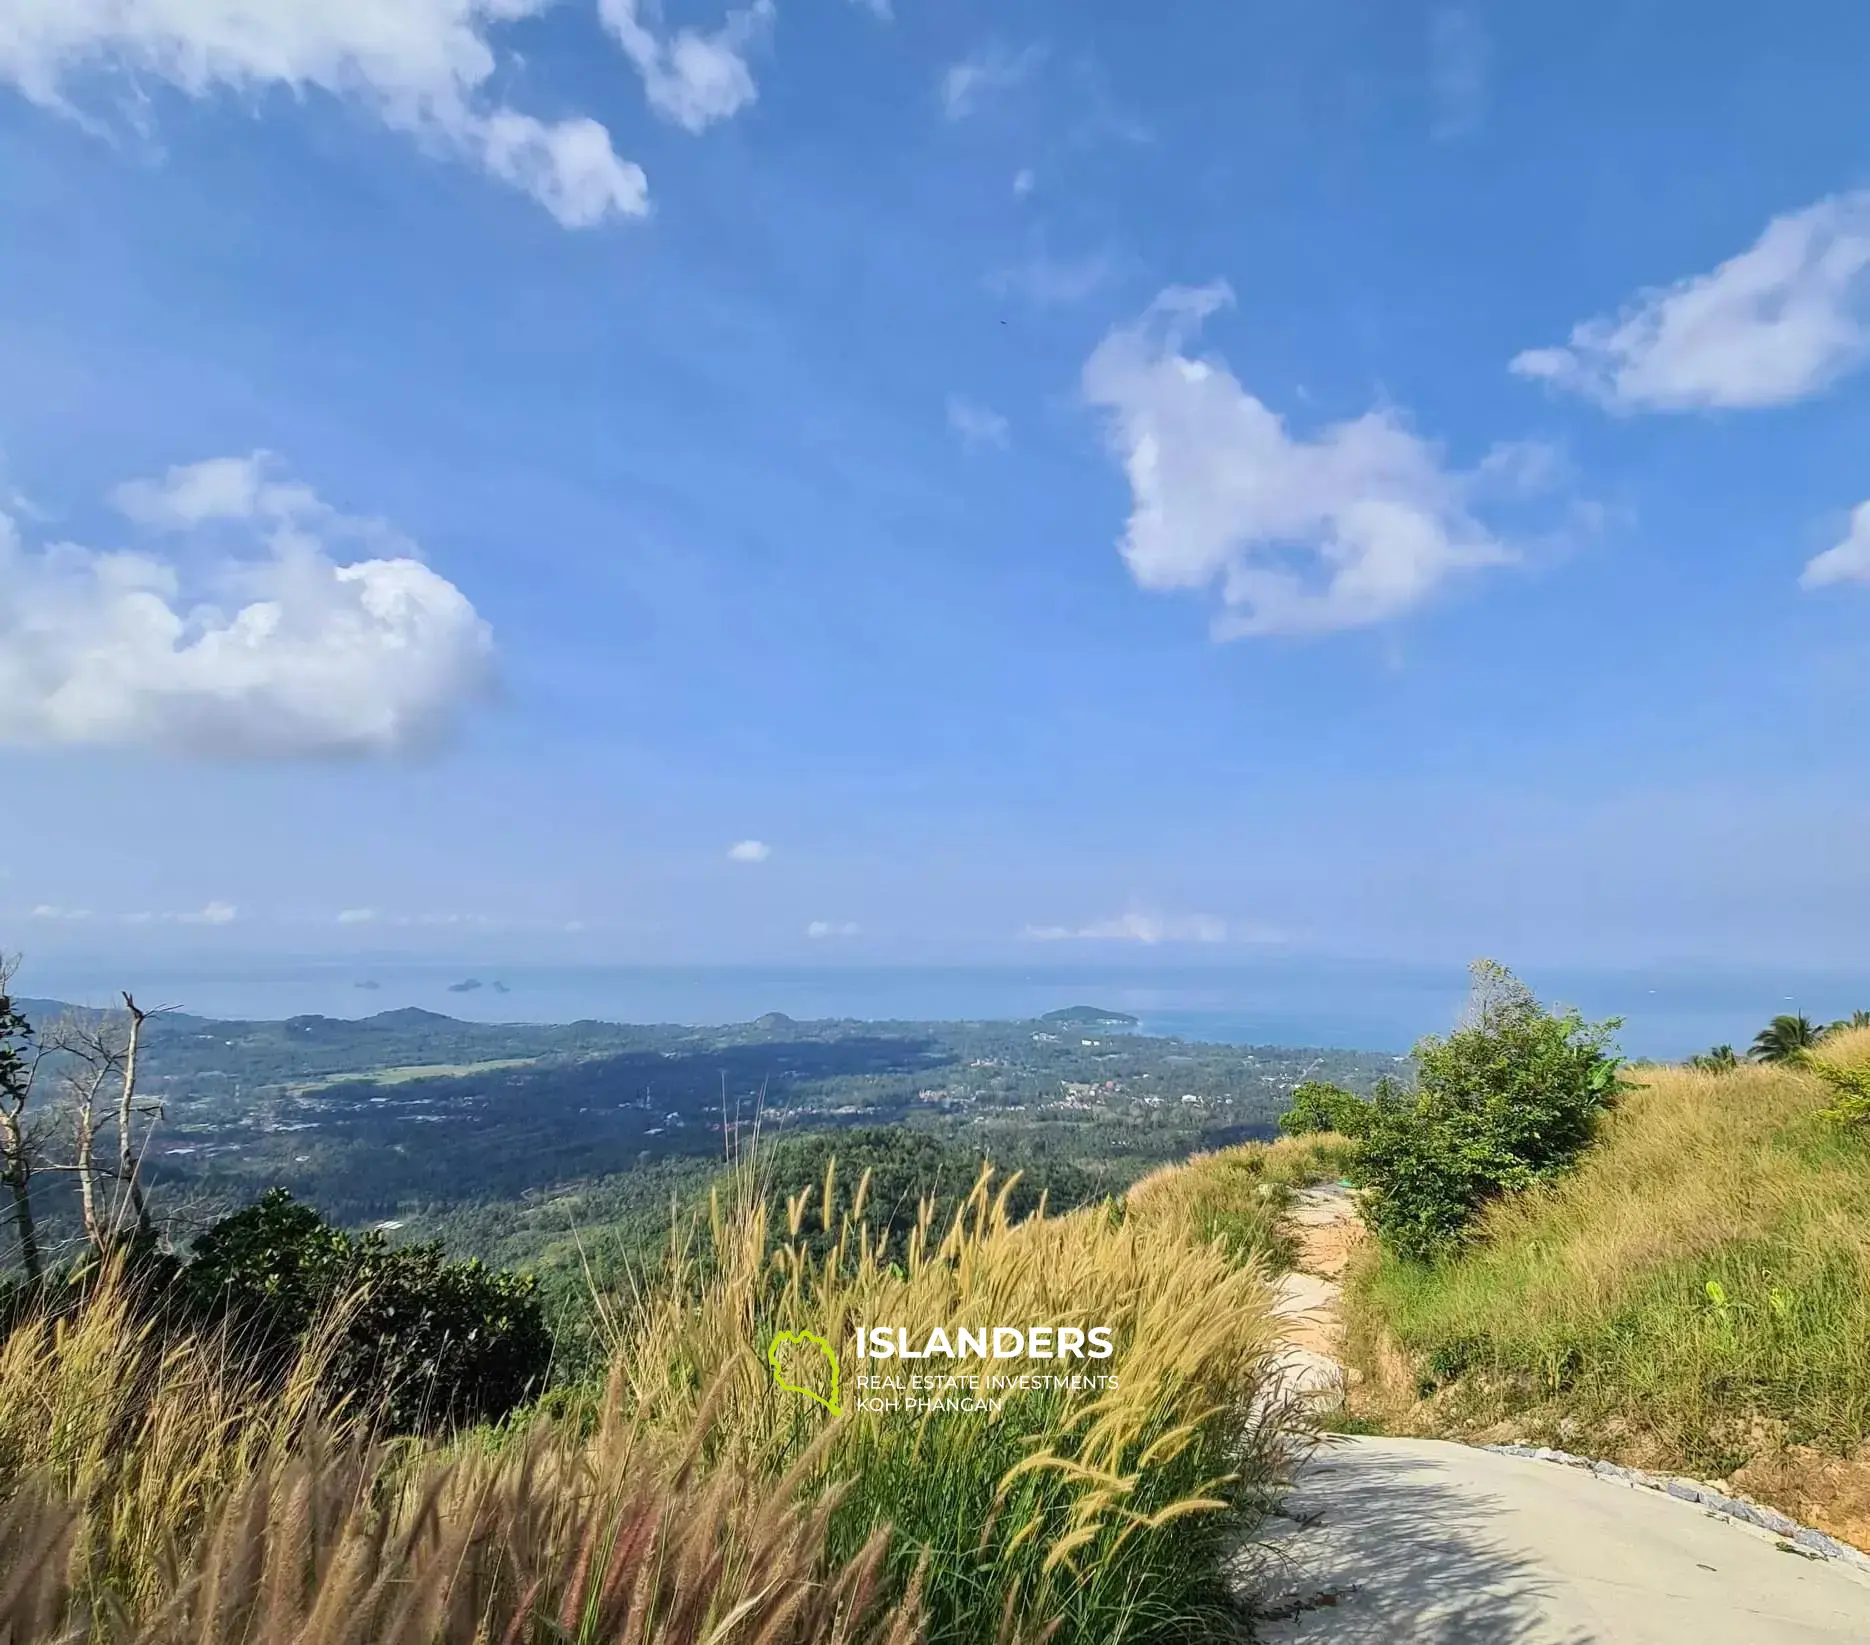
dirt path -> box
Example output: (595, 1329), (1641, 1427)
(1249, 1185), (1870, 1641)
(1263, 1182), (1359, 1409)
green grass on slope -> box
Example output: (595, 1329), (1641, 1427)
(1349, 1027), (1870, 1475)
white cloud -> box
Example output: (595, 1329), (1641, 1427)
(0, 453), (495, 756)
(940, 43), (1038, 121)
(1512, 193), (1870, 411)
(179, 900), (238, 925)
(1011, 167), (1035, 197)
(946, 395), (1010, 450)
(336, 907), (379, 924)
(805, 919), (859, 938)
(599, 0), (773, 133)
(1023, 910), (1232, 945)
(1083, 284), (1524, 638)
(1427, 6), (1488, 141)
(726, 839), (771, 862)
(0, 0), (649, 227)
(30, 904), (93, 922)
(1803, 502), (1870, 589)
(846, 0), (891, 17)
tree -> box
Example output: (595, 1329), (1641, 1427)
(1352, 961), (1624, 1262)
(1750, 1014), (1823, 1064)
(1689, 1044), (1738, 1073)
(183, 1190), (552, 1433)
(0, 958), (49, 1282)
(1831, 1010), (1870, 1033)
(1278, 1080), (1372, 1137)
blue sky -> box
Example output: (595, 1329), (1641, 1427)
(1, 0), (1868, 973)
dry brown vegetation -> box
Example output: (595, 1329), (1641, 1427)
(1345, 1026), (1870, 1549)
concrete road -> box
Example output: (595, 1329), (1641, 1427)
(1250, 1436), (1870, 1643)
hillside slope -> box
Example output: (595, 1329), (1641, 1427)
(1345, 1025), (1870, 1550)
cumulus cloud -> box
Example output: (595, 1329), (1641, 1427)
(940, 43), (1038, 120)
(1803, 502), (1870, 589)
(805, 919), (859, 938)
(726, 839), (771, 862)
(1512, 193), (1870, 411)
(0, 0), (649, 227)
(0, 453), (495, 757)
(946, 395), (1010, 450)
(1023, 910), (1232, 945)
(1084, 283), (1526, 638)
(599, 0), (773, 133)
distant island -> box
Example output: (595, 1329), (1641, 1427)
(1040, 1005), (1141, 1028)
(448, 979), (483, 993)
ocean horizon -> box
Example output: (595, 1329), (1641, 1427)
(14, 955), (1869, 1063)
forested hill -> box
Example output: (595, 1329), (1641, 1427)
(10, 997), (1398, 1235)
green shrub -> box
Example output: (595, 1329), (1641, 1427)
(183, 1189), (550, 1433)
(1278, 1080), (1372, 1138)
(1353, 961), (1623, 1262)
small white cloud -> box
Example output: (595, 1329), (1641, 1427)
(1023, 910), (1233, 945)
(846, 0), (891, 17)
(336, 908), (379, 925)
(946, 395), (1010, 450)
(29, 903), (92, 922)
(1012, 167), (1035, 197)
(0, 0), (648, 227)
(1427, 6), (1488, 141)
(940, 43), (1039, 121)
(727, 839), (772, 862)
(1803, 502), (1870, 589)
(1512, 192), (1870, 412)
(0, 454), (495, 756)
(1084, 284), (1527, 638)
(179, 901), (239, 926)
(600, 0), (774, 134)
(806, 919), (860, 938)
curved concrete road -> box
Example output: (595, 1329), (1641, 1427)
(1250, 1436), (1870, 1643)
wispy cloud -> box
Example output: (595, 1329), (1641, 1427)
(336, 908), (379, 925)
(0, 0), (648, 227)
(1427, 6), (1489, 141)
(599, 0), (775, 134)
(985, 245), (1117, 308)
(940, 43), (1041, 121)
(946, 395), (1010, 450)
(1022, 910), (1239, 945)
(1084, 284), (1538, 638)
(727, 839), (772, 862)
(806, 919), (860, 938)
(1512, 192), (1870, 411)
(1803, 502), (1870, 589)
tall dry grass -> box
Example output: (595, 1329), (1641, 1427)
(0, 1151), (1301, 1645)
(1348, 1026), (1870, 1474)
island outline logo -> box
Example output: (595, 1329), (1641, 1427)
(767, 1329), (842, 1416)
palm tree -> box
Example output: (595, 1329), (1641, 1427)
(1750, 1013), (1822, 1064)
(1689, 1044), (1737, 1072)
(1830, 1009), (1870, 1033)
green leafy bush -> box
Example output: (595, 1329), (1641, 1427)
(183, 1189), (550, 1432)
(1278, 1080), (1372, 1138)
(1350, 961), (1624, 1262)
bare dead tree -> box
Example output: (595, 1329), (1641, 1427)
(115, 993), (160, 1239)
(0, 954), (51, 1282)
(60, 1029), (116, 1250)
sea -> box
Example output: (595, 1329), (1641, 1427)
(17, 955), (1870, 1063)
